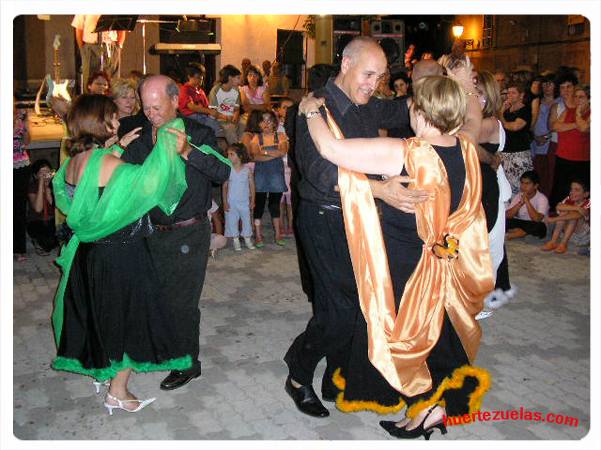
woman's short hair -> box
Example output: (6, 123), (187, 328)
(412, 75), (466, 134)
(86, 71), (110, 90)
(389, 71), (411, 92)
(30, 158), (52, 177)
(477, 71), (502, 119)
(110, 78), (140, 114)
(219, 65), (241, 85)
(506, 81), (527, 94)
(554, 70), (578, 87)
(65, 94), (118, 156)
(243, 65), (263, 87)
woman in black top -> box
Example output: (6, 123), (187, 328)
(500, 82), (533, 195)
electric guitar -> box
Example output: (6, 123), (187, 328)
(34, 34), (74, 115)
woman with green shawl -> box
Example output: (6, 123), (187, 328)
(51, 94), (193, 414)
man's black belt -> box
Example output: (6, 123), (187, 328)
(154, 216), (206, 232)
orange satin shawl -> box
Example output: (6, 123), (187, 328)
(328, 110), (494, 397)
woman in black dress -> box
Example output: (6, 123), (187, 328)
(298, 65), (494, 439)
(52, 94), (191, 414)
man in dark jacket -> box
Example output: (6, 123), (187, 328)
(123, 75), (230, 390)
(284, 37), (429, 418)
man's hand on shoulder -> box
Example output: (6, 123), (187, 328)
(369, 176), (430, 214)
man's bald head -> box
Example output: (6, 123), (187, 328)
(412, 59), (443, 82)
(140, 75), (180, 129)
(336, 37), (388, 105)
(341, 36), (386, 67)
(140, 75), (179, 100)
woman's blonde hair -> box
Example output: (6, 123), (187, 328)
(110, 78), (140, 114)
(412, 75), (466, 134)
(477, 71), (502, 119)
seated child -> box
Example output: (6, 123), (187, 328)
(27, 159), (59, 255)
(505, 170), (549, 240)
(542, 179), (590, 254)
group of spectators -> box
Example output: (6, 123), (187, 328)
(493, 66), (590, 254)
(13, 53), (590, 264)
(13, 56), (298, 260)
(173, 59), (296, 251)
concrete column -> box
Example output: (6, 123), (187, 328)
(314, 16), (333, 65)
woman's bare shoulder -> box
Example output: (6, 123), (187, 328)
(99, 153), (125, 186)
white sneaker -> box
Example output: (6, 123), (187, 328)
(504, 285), (518, 300)
(484, 288), (509, 310)
(244, 237), (255, 250)
(233, 238), (242, 252)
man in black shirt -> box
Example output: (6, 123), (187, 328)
(284, 37), (429, 418)
(122, 75), (230, 391)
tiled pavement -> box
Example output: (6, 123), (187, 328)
(12, 230), (590, 441)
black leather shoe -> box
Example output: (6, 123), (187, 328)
(285, 376), (329, 418)
(160, 365), (202, 391)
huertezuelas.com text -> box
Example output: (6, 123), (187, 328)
(443, 407), (579, 427)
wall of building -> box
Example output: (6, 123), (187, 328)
(15, 15), (313, 92)
(459, 15), (590, 83)
(210, 15), (313, 72)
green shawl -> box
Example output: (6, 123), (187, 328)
(51, 118), (227, 346)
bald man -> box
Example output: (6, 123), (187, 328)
(122, 75), (230, 391)
(411, 59), (444, 82)
(284, 37), (428, 418)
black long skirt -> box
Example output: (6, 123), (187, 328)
(53, 234), (192, 380)
(333, 236), (489, 417)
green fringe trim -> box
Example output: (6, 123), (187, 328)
(52, 353), (193, 381)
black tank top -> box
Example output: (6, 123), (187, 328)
(379, 138), (465, 263)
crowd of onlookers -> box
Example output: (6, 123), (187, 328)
(13, 53), (590, 262)
(493, 66), (590, 255)
(13, 57), (298, 261)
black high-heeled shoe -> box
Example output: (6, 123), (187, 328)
(379, 406), (448, 440)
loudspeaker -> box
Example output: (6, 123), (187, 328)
(333, 17), (362, 33)
(333, 32), (358, 65)
(159, 16), (216, 44)
(370, 20), (405, 67)
(332, 16), (362, 65)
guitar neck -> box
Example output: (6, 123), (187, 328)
(53, 48), (61, 83)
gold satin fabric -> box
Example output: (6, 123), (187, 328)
(327, 109), (494, 397)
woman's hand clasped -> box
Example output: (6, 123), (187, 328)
(298, 93), (325, 116)
(119, 127), (142, 148)
(166, 127), (192, 159)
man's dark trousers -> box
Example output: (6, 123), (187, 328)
(284, 201), (360, 385)
(148, 219), (211, 370)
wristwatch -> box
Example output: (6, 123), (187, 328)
(305, 110), (321, 119)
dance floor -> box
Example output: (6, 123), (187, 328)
(12, 226), (589, 440)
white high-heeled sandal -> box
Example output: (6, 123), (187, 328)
(103, 392), (156, 415)
(93, 380), (110, 394)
